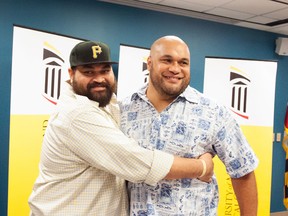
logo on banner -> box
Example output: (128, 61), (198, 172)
(42, 42), (65, 105)
(229, 66), (251, 119)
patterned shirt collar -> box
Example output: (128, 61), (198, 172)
(131, 83), (200, 104)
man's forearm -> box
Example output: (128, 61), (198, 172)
(164, 153), (213, 181)
(231, 171), (258, 216)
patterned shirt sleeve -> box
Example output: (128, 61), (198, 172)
(212, 105), (259, 178)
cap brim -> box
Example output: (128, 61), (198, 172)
(72, 61), (118, 67)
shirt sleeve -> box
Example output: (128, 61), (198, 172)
(212, 106), (259, 178)
(65, 106), (174, 186)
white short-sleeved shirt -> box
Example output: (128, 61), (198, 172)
(119, 84), (259, 216)
(28, 82), (174, 216)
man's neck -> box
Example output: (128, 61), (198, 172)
(146, 86), (175, 113)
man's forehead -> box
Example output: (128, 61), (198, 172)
(159, 54), (189, 60)
(154, 46), (190, 60)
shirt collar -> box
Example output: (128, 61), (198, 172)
(131, 83), (200, 104)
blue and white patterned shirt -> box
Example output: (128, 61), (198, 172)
(119, 84), (258, 216)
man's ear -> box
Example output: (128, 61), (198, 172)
(147, 56), (152, 71)
(68, 68), (74, 84)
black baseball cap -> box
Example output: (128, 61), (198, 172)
(69, 41), (118, 67)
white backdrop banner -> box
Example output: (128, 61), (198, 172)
(8, 25), (83, 216)
(10, 26), (83, 114)
(204, 57), (277, 216)
(117, 44), (150, 100)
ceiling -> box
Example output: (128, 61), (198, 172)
(100, 0), (288, 36)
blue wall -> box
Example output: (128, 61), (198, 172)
(1, 0), (288, 214)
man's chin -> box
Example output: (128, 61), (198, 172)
(89, 93), (112, 106)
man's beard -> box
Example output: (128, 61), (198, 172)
(72, 78), (116, 107)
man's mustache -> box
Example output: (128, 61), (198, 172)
(88, 82), (108, 89)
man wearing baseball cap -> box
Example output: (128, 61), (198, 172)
(28, 41), (214, 215)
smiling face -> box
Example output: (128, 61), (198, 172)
(68, 63), (116, 107)
(147, 36), (190, 101)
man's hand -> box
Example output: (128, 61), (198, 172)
(198, 153), (214, 182)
